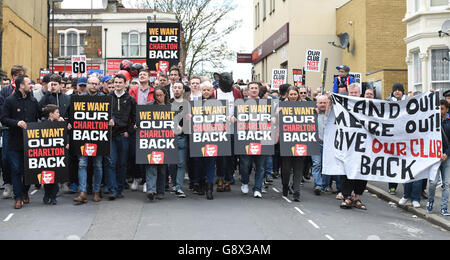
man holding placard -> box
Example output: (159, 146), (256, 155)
(1, 75), (41, 209)
(70, 75), (114, 204)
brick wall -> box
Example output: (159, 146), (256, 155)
(50, 26), (102, 59)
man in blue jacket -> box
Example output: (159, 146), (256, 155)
(333, 65), (355, 94)
(427, 99), (450, 216)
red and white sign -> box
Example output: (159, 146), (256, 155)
(203, 144), (218, 157)
(157, 61), (170, 73)
(51, 65), (101, 76)
(82, 143), (98, 157)
(305, 49), (322, 72)
(72, 55), (87, 77)
(39, 171), (55, 185)
(248, 143), (262, 155)
(293, 69), (304, 87)
(272, 69), (287, 91)
(148, 151), (165, 165)
(294, 144), (308, 156)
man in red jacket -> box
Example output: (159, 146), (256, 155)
(129, 69), (154, 105)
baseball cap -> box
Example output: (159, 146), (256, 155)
(101, 75), (112, 83)
(42, 73), (52, 84)
(336, 65), (350, 72)
(77, 77), (88, 86)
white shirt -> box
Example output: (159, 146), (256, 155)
(216, 88), (235, 116)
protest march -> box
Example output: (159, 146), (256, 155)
(0, 61), (448, 219)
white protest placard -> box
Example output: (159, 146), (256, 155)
(71, 55), (87, 77)
(305, 49), (322, 72)
(350, 73), (362, 85)
(323, 92), (441, 183)
(272, 69), (287, 91)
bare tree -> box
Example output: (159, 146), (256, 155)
(129, 0), (241, 77)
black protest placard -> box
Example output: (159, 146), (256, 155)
(190, 100), (232, 157)
(279, 101), (320, 157)
(24, 121), (69, 185)
(70, 95), (112, 156)
(136, 105), (178, 165)
(146, 23), (181, 73)
(293, 69), (305, 87)
(235, 99), (275, 156)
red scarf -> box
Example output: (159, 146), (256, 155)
(337, 76), (350, 86)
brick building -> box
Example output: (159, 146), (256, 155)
(336, 0), (408, 99)
(50, 0), (176, 76)
(0, 0), (48, 80)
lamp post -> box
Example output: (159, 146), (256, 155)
(51, 0), (63, 73)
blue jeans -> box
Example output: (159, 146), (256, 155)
(192, 157), (216, 184)
(216, 156), (233, 182)
(239, 155), (265, 193)
(429, 158), (450, 211)
(146, 165), (166, 195)
(9, 150), (30, 201)
(311, 146), (327, 190)
(2, 130), (11, 184)
(78, 156), (103, 193)
(265, 155), (273, 177)
(105, 135), (130, 195)
(168, 136), (187, 191)
(403, 180), (423, 203)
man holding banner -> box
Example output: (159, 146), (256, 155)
(339, 84), (368, 209)
(323, 84), (441, 210)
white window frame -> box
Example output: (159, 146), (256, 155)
(429, 47), (450, 91)
(429, 0), (449, 10)
(57, 28), (87, 58)
(412, 51), (423, 92)
(122, 30), (145, 57)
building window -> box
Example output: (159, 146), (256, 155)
(255, 3), (260, 29)
(413, 52), (422, 92)
(414, 0), (420, 12)
(430, 0), (448, 7)
(60, 34), (65, 57)
(263, 0), (267, 21)
(141, 33), (146, 57)
(122, 31), (145, 57)
(431, 49), (450, 91)
(59, 30), (85, 57)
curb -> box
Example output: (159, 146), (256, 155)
(366, 184), (450, 232)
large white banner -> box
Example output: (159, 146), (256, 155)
(323, 92), (441, 183)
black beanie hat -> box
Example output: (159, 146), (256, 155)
(392, 83), (405, 94)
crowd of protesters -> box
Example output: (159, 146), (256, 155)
(0, 63), (448, 217)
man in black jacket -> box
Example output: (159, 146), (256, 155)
(39, 74), (71, 119)
(0, 75), (41, 209)
(105, 74), (136, 200)
(0, 65), (27, 199)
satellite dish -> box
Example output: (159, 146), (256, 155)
(339, 33), (350, 49)
(442, 20), (450, 33)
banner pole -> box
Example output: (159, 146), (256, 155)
(321, 58), (328, 95)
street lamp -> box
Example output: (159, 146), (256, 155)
(51, 0), (64, 73)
